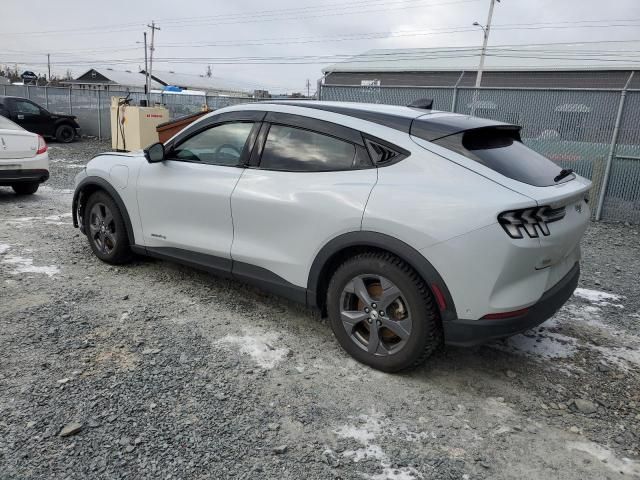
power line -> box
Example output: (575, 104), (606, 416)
(0, 0), (480, 37)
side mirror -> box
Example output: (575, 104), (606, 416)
(144, 142), (165, 163)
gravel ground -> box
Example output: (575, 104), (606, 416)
(1, 139), (639, 480)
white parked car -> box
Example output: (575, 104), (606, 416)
(0, 114), (49, 194)
(73, 101), (591, 371)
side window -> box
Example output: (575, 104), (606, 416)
(260, 124), (356, 172)
(14, 100), (41, 115)
(171, 122), (255, 166)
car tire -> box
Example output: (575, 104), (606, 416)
(326, 252), (442, 372)
(83, 191), (132, 264)
(12, 182), (39, 195)
(55, 124), (75, 143)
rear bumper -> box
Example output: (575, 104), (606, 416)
(443, 262), (579, 346)
(0, 169), (49, 186)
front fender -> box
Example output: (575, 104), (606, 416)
(72, 175), (136, 245)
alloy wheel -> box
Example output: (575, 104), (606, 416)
(339, 274), (412, 356)
(88, 202), (117, 255)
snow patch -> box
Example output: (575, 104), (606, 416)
(594, 345), (640, 371)
(1, 254), (60, 277)
(335, 414), (422, 480)
(574, 288), (623, 307)
(567, 441), (640, 477)
(6, 213), (72, 227)
(0, 243), (10, 255)
(58, 163), (86, 169)
(495, 331), (578, 359)
(217, 331), (289, 369)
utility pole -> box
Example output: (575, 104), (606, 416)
(306, 79), (311, 98)
(144, 31), (149, 105)
(47, 54), (51, 82)
(474, 0), (499, 88)
(147, 21), (160, 103)
(470, 0), (499, 115)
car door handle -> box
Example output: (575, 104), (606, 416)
(17, 114), (24, 120)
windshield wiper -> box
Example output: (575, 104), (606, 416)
(554, 168), (574, 183)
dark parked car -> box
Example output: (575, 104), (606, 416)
(0, 95), (80, 143)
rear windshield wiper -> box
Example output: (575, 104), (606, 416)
(554, 168), (574, 183)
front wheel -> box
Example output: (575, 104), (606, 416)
(326, 252), (442, 372)
(12, 182), (39, 195)
(83, 191), (132, 264)
(55, 124), (75, 143)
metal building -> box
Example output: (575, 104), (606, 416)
(322, 42), (640, 89)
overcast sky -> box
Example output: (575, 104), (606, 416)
(1, 0), (639, 93)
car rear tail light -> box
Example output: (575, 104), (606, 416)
(482, 308), (529, 320)
(498, 206), (565, 239)
(36, 135), (48, 155)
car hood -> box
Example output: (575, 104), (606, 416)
(51, 113), (77, 121)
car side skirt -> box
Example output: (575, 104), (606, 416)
(132, 245), (308, 305)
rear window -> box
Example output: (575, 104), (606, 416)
(0, 114), (22, 131)
(433, 128), (566, 187)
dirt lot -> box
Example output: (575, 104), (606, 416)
(1, 139), (639, 480)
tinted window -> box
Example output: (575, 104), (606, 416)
(260, 125), (356, 172)
(433, 128), (565, 187)
(14, 100), (41, 115)
(172, 122), (254, 166)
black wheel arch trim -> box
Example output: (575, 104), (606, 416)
(307, 231), (457, 321)
(72, 176), (135, 245)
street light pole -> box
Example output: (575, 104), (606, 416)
(474, 0), (499, 88)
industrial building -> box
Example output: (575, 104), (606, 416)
(322, 42), (640, 89)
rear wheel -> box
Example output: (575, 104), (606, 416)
(83, 191), (132, 264)
(12, 182), (39, 195)
(326, 252), (442, 372)
(55, 124), (75, 143)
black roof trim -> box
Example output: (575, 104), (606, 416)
(261, 101), (519, 143)
(263, 101), (416, 133)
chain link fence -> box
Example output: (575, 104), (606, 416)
(320, 84), (640, 225)
(2, 83), (639, 224)
(0, 84), (257, 139)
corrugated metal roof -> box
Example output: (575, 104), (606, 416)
(148, 70), (250, 95)
(323, 41), (640, 73)
(67, 68), (164, 89)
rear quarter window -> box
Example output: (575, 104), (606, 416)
(433, 128), (565, 187)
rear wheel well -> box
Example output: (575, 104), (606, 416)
(315, 245), (433, 317)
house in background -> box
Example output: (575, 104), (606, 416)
(61, 68), (164, 92)
(62, 68), (251, 97)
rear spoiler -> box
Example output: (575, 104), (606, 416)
(407, 98), (433, 110)
(410, 114), (520, 142)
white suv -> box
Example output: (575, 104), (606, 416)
(73, 101), (591, 371)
